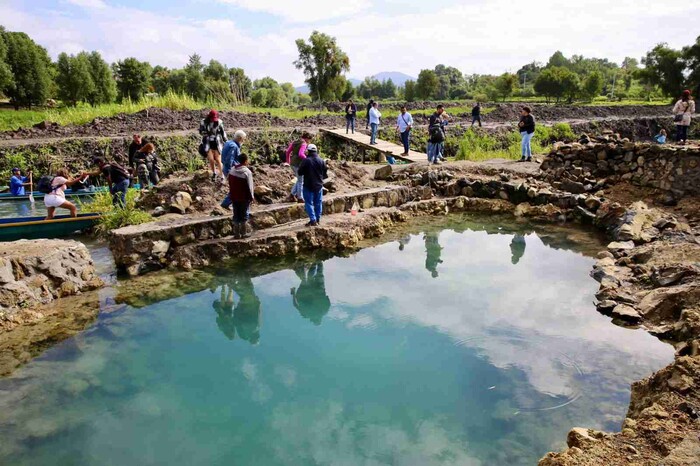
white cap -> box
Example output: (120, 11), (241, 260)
(306, 144), (318, 153)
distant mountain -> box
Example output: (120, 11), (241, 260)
(295, 72), (415, 95)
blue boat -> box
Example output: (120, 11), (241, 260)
(0, 213), (101, 242)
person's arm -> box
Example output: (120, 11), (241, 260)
(407, 114), (413, 128)
(285, 143), (293, 165)
(298, 143), (307, 160)
(220, 123), (227, 142)
(199, 120), (207, 135)
(690, 101), (696, 114)
(246, 169), (254, 202)
(21, 176), (31, 186)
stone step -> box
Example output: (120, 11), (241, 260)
(111, 186), (412, 275)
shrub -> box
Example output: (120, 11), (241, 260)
(78, 188), (152, 236)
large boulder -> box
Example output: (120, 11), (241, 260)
(374, 164), (393, 181)
(169, 191), (192, 214)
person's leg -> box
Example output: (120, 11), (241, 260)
(232, 202), (241, 237)
(478, 116), (482, 127)
(207, 150), (216, 177)
(471, 116), (476, 127)
(370, 123), (376, 143)
(681, 125), (688, 142)
(313, 189), (323, 223)
(60, 201), (77, 218)
(241, 201), (252, 237)
(221, 193), (232, 209)
(46, 206), (56, 220)
(302, 187), (316, 224)
(351, 117), (355, 134)
(114, 179), (129, 206)
(372, 123), (378, 143)
(676, 126), (683, 143)
(401, 131), (408, 154)
(427, 142), (434, 163)
(525, 133), (533, 159)
(214, 151), (223, 180)
(520, 132), (528, 160)
(346, 117), (350, 134)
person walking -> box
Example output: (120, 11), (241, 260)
(518, 106), (536, 162)
(471, 102), (482, 127)
(427, 105), (446, 164)
(220, 130), (247, 209)
(199, 109), (227, 182)
(345, 100), (357, 134)
(285, 131), (313, 203)
(369, 102), (381, 145)
(297, 144), (328, 227)
(396, 105), (413, 156)
(365, 99), (374, 129)
(228, 153), (255, 238)
(673, 90), (695, 145)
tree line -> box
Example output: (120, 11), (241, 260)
(1, 24), (699, 110)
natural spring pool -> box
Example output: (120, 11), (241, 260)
(0, 215), (673, 465)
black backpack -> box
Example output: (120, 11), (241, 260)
(430, 125), (445, 143)
(37, 175), (55, 194)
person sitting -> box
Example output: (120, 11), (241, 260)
(44, 168), (86, 219)
(10, 168), (31, 196)
(653, 129), (667, 144)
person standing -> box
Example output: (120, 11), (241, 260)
(369, 102), (381, 145)
(518, 106), (536, 162)
(471, 102), (482, 127)
(285, 131), (313, 203)
(297, 144), (328, 227)
(128, 134), (147, 169)
(345, 100), (357, 134)
(427, 105), (446, 164)
(365, 99), (374, 129)
(396, 105), (413, 156)
(134, 143), (160, 188)
(199, 109), (227, 182)
(10, 168), (31, 196)
(228, 153), (255, 238)
(220, 130), (247, 209)
(673, 90), (695, 145)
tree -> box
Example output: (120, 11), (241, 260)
(294, 31), (350, 102)
(56, 52), (94, 106)
(379, 78), (396, 99)
(683, 35), (700, 97)
(357, 76), (381, 99)
(114, 57), (151, 101)
(581, 72), (603, 101)
(561, 70), (580, 103)
(0, 27), (13, 94)
(1, 30), (52, 108)
(638, 43), (685, 98)
(250, 88), (268, 107)
(547, 51), (570, 68)
(184, 54), (206, 100)
(86, 51), (116, 105)
(534, 67), (566, 103)
(415, 69), (439, 99)
(151, 65), (171, 95)
(228, 67), (251, 102)
(340, 79), (354, 101)
(404, 80), (416, 102)
(494, 73), (518, 101)
(203, 59), (227, 82)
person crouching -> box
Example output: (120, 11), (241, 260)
(228, 153), (254, 238)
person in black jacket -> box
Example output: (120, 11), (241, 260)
(345, 100), (357, 134)
(365, 99), (374, 129)
(518, 106), (535, 162)
(128, 134), (147, 169)
(297, 144), (327, 227)
(471, 103), (482, 127)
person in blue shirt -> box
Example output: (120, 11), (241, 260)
(653, 129), (667, 144)
(220, 130), (247, 209)
(10, 168), (31, 196)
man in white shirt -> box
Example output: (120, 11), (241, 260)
(369, 102), (381, 145)
(396, 105), (413, 156)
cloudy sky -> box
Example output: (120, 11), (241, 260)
(1, 0), (697, 85)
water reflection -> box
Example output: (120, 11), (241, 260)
(424, 232), (443, 278)
(213, 274), (262, 344)
(510, 234), (527, 265)
(291, 262), (331, 326)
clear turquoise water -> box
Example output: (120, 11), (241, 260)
(0, 218), (673, 466)
(0, 199), (84, 219)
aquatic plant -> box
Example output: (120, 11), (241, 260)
(78, 188), (152, 236)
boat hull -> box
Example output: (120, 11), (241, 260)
(0, 214), (101, 242)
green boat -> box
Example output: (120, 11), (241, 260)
(0, 187), (108, 202)
(0, 213), (101, 242)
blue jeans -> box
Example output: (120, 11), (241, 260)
(232, 201), (250, 224)
(111, 179), (130, 206)
(400, 129), (410, 153)
(291, 166), (304, 200)
(303, 187), (323, 223)
(427, 142), (443, 163)
(221, 194), (232, 209)
(346, 116), (355, 133)
(370, 123), (378, 144)
(520, 131), (533, 159)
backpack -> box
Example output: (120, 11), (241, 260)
(429, 125), (445, 143)
(109, 162), (131, 179)
(37, 175), (55, 194)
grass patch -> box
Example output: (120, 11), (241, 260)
(78, 188), (152, 236)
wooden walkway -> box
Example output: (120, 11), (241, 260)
(320, 128), (427, 163)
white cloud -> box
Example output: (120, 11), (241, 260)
(65, 0), (107, 9)
(215, 0), (372, 22)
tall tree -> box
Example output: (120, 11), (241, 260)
(85, 51), (116, 105)
(204, 59), (227, 82)
(1, 30), (52, 108)
(0, 27), (13, 94)
(114, 57), (151, 101)
(415, 69), (439, 99)
(151, 65), (171, 95)
(581, 72), (603, 101)
(184, 53), (206, 100)
(56, 52), (94, 106)
(638, 43), (685, 98)
(494, 73), (518, 101)
(228, 67), (251, 102)
(294, 31), (350, 102)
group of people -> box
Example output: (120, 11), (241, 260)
(199, 110), (329, 237)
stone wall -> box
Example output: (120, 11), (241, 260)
(541, 141), (700, 196)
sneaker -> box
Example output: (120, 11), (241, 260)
(517, 158), (526, 163)
(526, 158), (533, 162)
(305, 221), (318, 227)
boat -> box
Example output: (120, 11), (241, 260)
(0, 187), (109, 202)
(0, 213), (101, 242)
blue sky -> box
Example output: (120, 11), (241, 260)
(1, 0), (697, 86)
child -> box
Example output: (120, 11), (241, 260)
(228, 153), (254, 238)
(44, 169), (86, 219)
(653, 129), (667, 144)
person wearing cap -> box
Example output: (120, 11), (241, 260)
(297, 144), (328, 227)
(673, 90), (695, 145)
(10, 168), (31, 196)
(199, 109), (228, 182)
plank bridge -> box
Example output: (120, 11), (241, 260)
(320, 128), (426, 163)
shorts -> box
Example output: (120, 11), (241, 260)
(44, 194), (66, 208)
